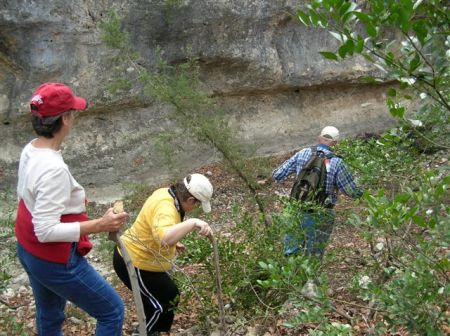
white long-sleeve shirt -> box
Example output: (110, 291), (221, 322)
(17, 140), (85, 242)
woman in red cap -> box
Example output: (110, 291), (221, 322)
(15, 83), (128, 336)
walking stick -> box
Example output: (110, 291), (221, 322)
(109, 201), (147, 336)
(208, 234), (226, 335)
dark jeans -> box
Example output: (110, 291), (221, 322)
(284, 209), (335, 258)
(17, 243), (124, 336)
(113, 247), (179, 333)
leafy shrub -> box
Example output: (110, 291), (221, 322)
(349, 171), (449, 334)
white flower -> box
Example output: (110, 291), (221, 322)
(420, 92), (427, 99)
(301, 280), (318, 299)
(375, 242), (384, 251)
(408, 119), (423, 127)
(438, 287), (444, 294)
(413, 0), (424, 10)
(426, 209), (433, 215)
(359, 275), (371, 289)
(331, 322), (351, 330)
(446, 49), (450, 59)
(430, 176), (439, 184)
(400, 77), (416, 85)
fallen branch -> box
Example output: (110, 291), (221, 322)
(209, 234), (226, 335)
(109, 201), (146, 336)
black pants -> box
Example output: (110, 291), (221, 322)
(113, 247), (179, 333)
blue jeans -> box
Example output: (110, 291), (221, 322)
(284, 210), (335, 257)
(17, 243), (124, 336)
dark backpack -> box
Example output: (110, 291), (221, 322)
(289, 146), (335, 205)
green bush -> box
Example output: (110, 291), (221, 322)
(349, 171), (449, 335)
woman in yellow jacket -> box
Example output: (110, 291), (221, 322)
(113, 173), (213, 336)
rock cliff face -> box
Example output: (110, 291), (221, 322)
(0, 0), (394, 201)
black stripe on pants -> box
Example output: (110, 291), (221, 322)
(113, 247), (180, 333)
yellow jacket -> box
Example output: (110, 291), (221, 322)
(121, 188), (181, 272)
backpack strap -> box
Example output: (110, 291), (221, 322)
(314, 145), (341, 160)
(314, 145), (328, 159)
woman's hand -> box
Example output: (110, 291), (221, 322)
(99, 208), (128, 233)
(160, 218), (212, 247)
(176, 242), (186, 254)
(193, 219), (212, 237)
(79, 208), (128, 235)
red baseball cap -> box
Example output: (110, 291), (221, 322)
(30, 82), (87, 118)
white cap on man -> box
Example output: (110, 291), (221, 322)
(183, 173), (213, 213)
(320, 126), (340, 141)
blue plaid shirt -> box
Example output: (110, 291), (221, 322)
(272, 144), (363, 205)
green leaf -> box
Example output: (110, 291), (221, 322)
(319, 51), (339, 61)
(395, 192), (410, 203)
(339, 2), (352, 17)
(338, 44), (348, 58)
(390, 106), (406, 118)
(366, 23), (377, 38)
(346, 39), (355, 56)
(355, 36), (365, 53)
(398, 7), (412, 32)
(309, 9), (320, 27)
(353, 11), (372, 25)
(412, 21), (428, 46)
(387, 98), (406, 118)
(342, 10), (355, 24)
(322, 0), (333, 11)
(387, 88), (397, 97)
(297, 10), (311, 26)
(435, 258), (450, 271)
(317, 12), (329, 27)
(389, 11), (399, 26)
(409, 53), (421, 72)
(386, 52), (395, 65)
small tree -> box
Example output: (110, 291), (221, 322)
(100, 11), (271, 222)
(296, 0), (449, 149)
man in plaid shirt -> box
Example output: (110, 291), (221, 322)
(272, 126), (363, 258)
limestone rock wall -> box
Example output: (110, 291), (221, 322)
(0, 0), (394, 201)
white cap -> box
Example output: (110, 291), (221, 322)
(320, 126), (340, 141)
(183, 173), (213, 213)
